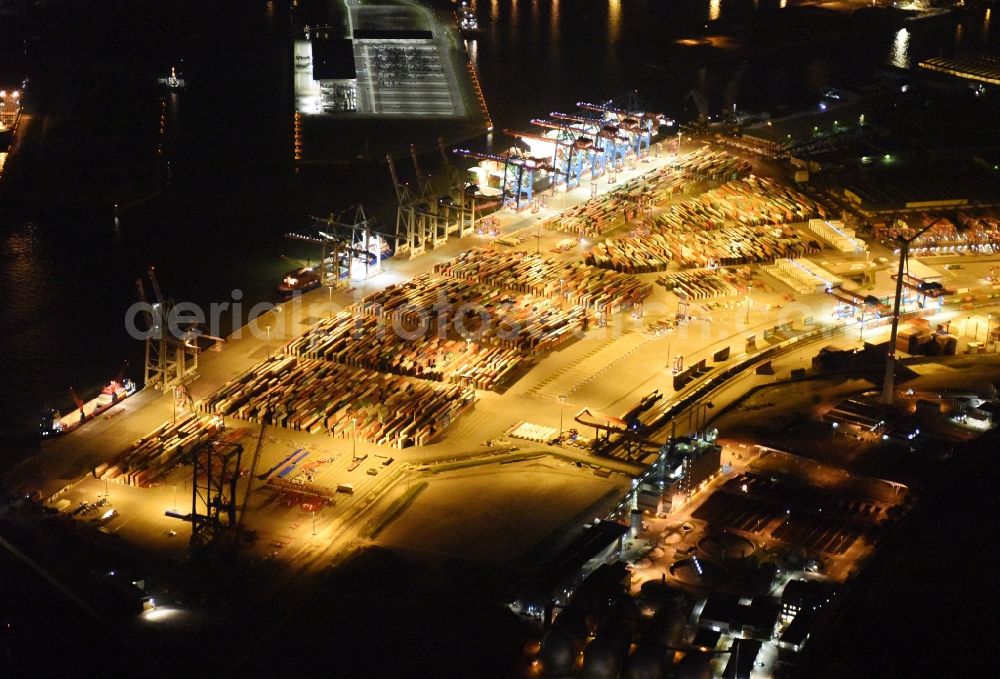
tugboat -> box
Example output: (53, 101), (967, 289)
(454, 1), (479, 37)
(157, 66), (186, 90)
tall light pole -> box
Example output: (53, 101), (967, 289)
(352, 417), (358, 459)
(558, 395), (567, 435)
(882, 216), (948, 404)
(744, 284), (752, 324)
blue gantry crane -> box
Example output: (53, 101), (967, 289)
(503, 125), (588, 191)
(577, 100), (669, 159)
(452, 147), (552, 211)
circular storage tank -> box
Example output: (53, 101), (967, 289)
(625, 644), (669, 679)
(583, 638), (623, 679)
(539, 629), (579, 676)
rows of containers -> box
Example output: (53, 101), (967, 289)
(541, 147), (751, 238)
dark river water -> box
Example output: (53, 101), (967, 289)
(0, 0), (996, 449)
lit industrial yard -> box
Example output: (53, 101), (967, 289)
(7, 120), (1000, 675)
(4, 3), (1000, 674)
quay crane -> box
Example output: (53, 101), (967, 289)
(409, 143), (434, 200)
(577, 99), (669, 158)
(452, 147), (553, 211)
(388, 152), (448, 256)
(549, 111), (631, 176)
(559, 108), (634, 169)
(288, 205), (390, 285)
(504, 126), (590, 191)
(532, 118), (603, 181)
(438, 137), (480, 236)
(135, 267), (203, 390)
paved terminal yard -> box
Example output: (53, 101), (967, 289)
(7, 140), (1000, 582)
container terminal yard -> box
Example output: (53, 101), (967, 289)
(5, 85), (1000, 674)
(5, 7), (1000, 670)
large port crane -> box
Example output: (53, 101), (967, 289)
(452, 147), (553, 211)
(292, 205), (391, 284)
(504, 127), (587, 190)
(576, 100), (668, 158)
(437, 137), (479, 237)
(135, 267), (201, 390)
(388, 152), (446, 256)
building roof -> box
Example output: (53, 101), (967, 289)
(782, 579), (836, 607)
(311, 38), (356, 80)
(824, 398), (887, 432)
(780, 610), (816, 649)
(699, 594), (780, 637)
(919, 55), (1000, 87)
(842, 167), (1000, 212)
(537, 520), (627, 597)
(569, 561), (629, 611)
(691, 627), (722, 651)
(722, 638), (763, 679)
(975, 401), (1000, 415)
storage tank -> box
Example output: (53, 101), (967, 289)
(582, 638), (623, 679)
(625, 644), (669, 679)
(539, 629), (579, 676)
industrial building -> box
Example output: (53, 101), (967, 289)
(293, 0), (464, 118)
(643, 437), (723, 515)
(822, 398), (888, 438)
(696, 594), (780, 640)
(777, 579), (838, 653)
(515, 519), (628, 621)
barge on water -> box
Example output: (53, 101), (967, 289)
(40, 379), (138, 438)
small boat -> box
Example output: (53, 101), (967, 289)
(278, 266), (322, 295)
(158, 66), (186, 90)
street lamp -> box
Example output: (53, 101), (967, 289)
(745, 284), (753, 324)
(557, 395), (567, 435)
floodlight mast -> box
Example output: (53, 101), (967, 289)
(881, 215), (950, 404)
